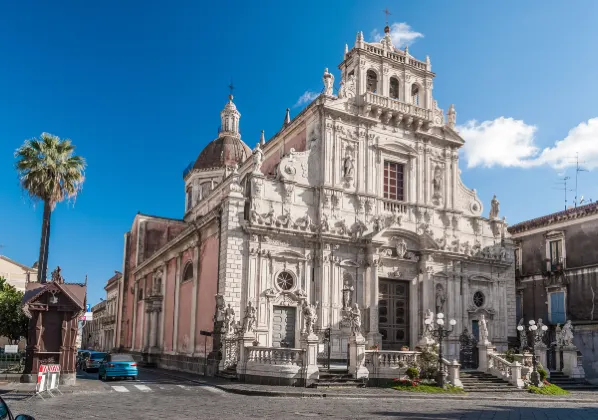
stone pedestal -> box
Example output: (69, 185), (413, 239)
(534, 343), (548, 372)
(555, 347), (562, 372)
(477, 342), (492, 372)
(236, 334), (255, 375)
(300, 333), (320, 387)
(349, 334), (368, 379)
(447, 360), (463, 388)
(562, 346), (585, 379)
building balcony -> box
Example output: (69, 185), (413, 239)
(359, 92), (432, 129)
(101, 314), (116, 325)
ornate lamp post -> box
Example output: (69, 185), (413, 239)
(424, 312), (457, 387)
(517, 319), (548, 386)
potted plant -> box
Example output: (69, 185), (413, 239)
(401, 345), (409, 351)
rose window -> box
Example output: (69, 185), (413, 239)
(473, 291), (485, 307)
(276, 271), (295, 291)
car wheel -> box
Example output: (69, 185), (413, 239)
(131, 376), (138, 381)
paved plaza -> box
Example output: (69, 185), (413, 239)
(1, 369), (597, 419)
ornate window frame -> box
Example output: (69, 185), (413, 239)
(472, 290), (485, 308)
(544, 230), (566, 271)
(273, 269), (297, 293)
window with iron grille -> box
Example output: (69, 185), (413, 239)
(383, 161), (404, 201)
(549, 239), (563, 270)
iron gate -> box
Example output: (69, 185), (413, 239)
(459, 328), (479, 369)
(314, 327), (331, 370)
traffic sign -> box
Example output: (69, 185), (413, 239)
(80, 311), (94, 321)
(86, 304), (91, 312)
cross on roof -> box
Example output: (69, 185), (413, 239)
(383, 8), (392, 26)
(228, 81), (235, 96)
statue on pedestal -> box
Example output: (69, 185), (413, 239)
(350, 303), (362, 336)
(562, 320), (574, 347)
(242, 301), (257, 334)
(555, 323), (563, 347)
(302, 301), (318, 336)
(489, 195), (500, 219)
(518, 318), (528, 349)
(323, 68), (334, 96)
(223, 304), (236, 336)
(479, 314), (490, 345)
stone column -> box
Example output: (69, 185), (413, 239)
(367, 261), (380, 346)
(301, 333), (320, 387)
(131, 281), (138, 350)
(447, 360), (463, 388)
(159, 263), (167, 350)
(173, 252), (182, 353)
(236, 333), (255, 377)
(510, 361), (524, 388)
(349, 334), (368, 379)
(191, 244), (200, 354)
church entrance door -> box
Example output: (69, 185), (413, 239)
(378, 279), (410, 350)
(272, 306), (296, 348)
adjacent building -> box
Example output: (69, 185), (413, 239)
(508, 202), (598, 381)
(0, 255), (37, 292)
(82, 271), (122, 351)
(116, 26), (517, 374)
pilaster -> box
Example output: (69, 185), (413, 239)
(173, 252), (182, 353)
(190, 243), (200, 354)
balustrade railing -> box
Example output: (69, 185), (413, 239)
(380, 198), (409, 215)
(362, 92), (432, 121)
(246, 347), (305, 367)
(486, 352), (524, 388)
(365, 350), (419, 379)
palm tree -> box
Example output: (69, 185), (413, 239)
(15, 133), (86, 283)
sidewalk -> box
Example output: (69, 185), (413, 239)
(0, 377), (106, 396)
(144, 367), (598, 403)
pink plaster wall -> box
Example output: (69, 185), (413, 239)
(123, 218), (139, 349)
(194, 234), (219, 354)
(162, 258), (176, 352)
(135, 299), (143, 349)
(261, 124), (307, 176)
(177, 280), (193, 350)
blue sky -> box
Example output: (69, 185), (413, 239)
(1, 0), (597, 305)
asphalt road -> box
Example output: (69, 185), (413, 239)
(4, 369), (598, 419)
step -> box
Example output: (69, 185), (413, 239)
(314, 381), (366, 389)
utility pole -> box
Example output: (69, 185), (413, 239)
(553, 176), (572, 211)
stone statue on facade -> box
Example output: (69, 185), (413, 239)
(518, 318), (528, 349)
(51, 266), (64, 284)
(341, 280), (354, 310)
(343, 155), (355, 179)
(338, 78), (346, 99)
(489, 195), (500, 219)
(214, 295), (225, 323)
(323, 68), (334, 96)
(479, 314), (490, 345)
(447, 104), (456, 129)
(395, 238), (407, 258)
(435, 284), (446, 314)
(420, 309), (435, 345)
(319, 213), (330, 232)
(432, 165), (443, 203)
(302, 301), (318, 336)
(252, 143), (264, 174)
(536, 318), (546, 344)
(242, 301), (257, 334)
(223, 304), (236, 336)
(562, 320), (574, 347)
(350, 303), (362, 336)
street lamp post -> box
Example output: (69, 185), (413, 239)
(517, 319), (548, 386)
(425, 312), (457, 387)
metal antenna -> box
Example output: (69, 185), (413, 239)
(568, 152), (588, 207)
(553, 176), (572, 210)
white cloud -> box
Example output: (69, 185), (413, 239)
(458, 116), (598, 171)
(370, 22), (423, 49)
(294, 90), (319, 108)
(533, 118), (598, 170)
(458, 117), (539, 169)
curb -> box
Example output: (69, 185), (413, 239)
(144, 368), (598, 403)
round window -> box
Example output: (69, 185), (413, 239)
(276, 271), (295, 291)
(473, 291), (485, 307)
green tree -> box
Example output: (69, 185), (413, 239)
(0, 277), (28, 344)
(14, 133), (86, 283)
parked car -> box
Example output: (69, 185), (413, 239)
(85, 352), (108, 373)
(0, 395), (35, 419)
(98, 353), (138, 381)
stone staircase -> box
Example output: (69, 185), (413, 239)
(312, 369), (366, 389)
(549, 371), (598, 390)
(460, 371), (525, 393)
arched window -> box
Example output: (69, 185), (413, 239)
(137, 288), (143, 301)
(276, 271), (295, 291)
(389, 77), (400, 100)
(366, 70), (378, 93)
(411, 84), (420, 106)
(182, 262), (193, 282)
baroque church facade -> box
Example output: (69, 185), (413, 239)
(116, 26), (517, 368)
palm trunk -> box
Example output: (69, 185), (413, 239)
(37, 201), (50, 283)
(38, 201), (52, 283)
(43, 207), (52, 282)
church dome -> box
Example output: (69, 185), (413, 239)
(192, 135), (251, 171)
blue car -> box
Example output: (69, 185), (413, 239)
(98, 353), (138, 381)
(85, 351), (107, 372)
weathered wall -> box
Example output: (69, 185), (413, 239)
(521, 280), (549, 322)
(574, 325), (598, 383)
(141, 219), (186, 263)
(566, 270), (598, 322)
(519, 232), (545, 276)
(564, 222), (598, 267)
(194, 234), (219, 354)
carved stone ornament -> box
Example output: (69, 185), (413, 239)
(252, 144), (264, 174)
(251, 177), (263, 196)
